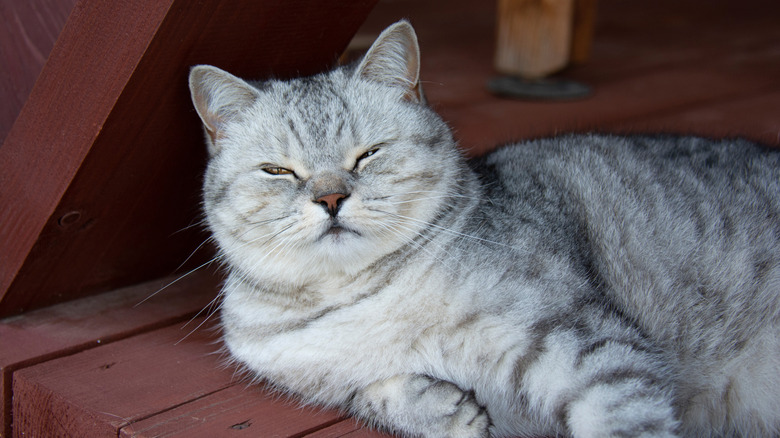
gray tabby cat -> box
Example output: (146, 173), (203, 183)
(188, 20), (780, 438)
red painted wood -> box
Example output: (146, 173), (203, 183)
(13, 317), (228, 436)
(0, 0), (184, 316)
(0, 0), (377, 317)
(120, 384), (345, 437)
(304, 419), (393, 437)
(606, 90), (780, 145)
(0, 0), (78, 143)
(439, 65), (780, 156)
(12, 316), (352, 437)
(0, 269), (220, 437)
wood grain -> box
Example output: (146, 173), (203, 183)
(0, 0), (377, 316)
(0, 0), (78, 142)
(0, 268), (220, 437)
(12, 317), (227, 437)
(304, 419), (394, 437)
(12, 316), (351, 437)
(120, 384), (345, 437)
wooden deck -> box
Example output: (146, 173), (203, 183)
(3, 0), (780, 436)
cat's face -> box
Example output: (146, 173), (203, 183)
(190, 22), (462, 283)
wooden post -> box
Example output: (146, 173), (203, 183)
(495, 0), (575, 79)
(570, 0), (598, 65)
(494, 0), (597, 79)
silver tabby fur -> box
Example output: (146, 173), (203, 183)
(188, 21), (780, 438)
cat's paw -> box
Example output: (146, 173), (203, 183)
(352, 375), (491, 438)
(445, 390), (491, 438)
(407, 375), (491, 438)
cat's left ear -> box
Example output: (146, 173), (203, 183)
(189, 65), (260, 155)
(355, 20), (424, 104)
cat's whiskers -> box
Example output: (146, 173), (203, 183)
(174, 235), (216, 273)
(378, 210), (523, 252)
(181, 289), (225, 329)
(169, 216), (209, 236)
(239, 224), (304, 284)
(233, 216), (294, 243)
(174, 294), (225, 345)
(134, 254), (223, 308)
(136, 219), (292, 310)
(175, 223), (305, 340)
(371, 213), (459, 275)
(382, 189), (488, 204)
(381, 195), (464, 206)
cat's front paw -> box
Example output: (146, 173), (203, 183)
(352, 375), (491, 438)
(407, 375), (491, 438)
(446, 389), (491, 438)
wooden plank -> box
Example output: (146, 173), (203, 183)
(12, 315), (350, 437)
(0, 268), (220, 437)
(13, 317), (227, 437)
(120, 384), (345, 437)
(0, 0), (77, 143)
(303, 419), (393, 438)
(0, 0), (377, 317)
(0, 0), (183, 316)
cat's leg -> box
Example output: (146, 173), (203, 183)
(519, 324), (681, 438)
(349, 374), (490, 438)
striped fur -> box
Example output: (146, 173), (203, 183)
(189, 21), (780, 438)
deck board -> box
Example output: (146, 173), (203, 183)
(120, 384), (347, 438)
(12, 315), (381, 437)
(0, 269), (220, 437)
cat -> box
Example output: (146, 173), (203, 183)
(188, 20), (780, 438)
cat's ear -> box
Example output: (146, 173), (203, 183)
(355, 20), (424, 103)
(189, 65), (259, 155)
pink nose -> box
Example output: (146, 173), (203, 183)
(315, 193), (348, 217)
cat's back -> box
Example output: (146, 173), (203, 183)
(470, 134), (780, 434)
(475, 133), (780, 255)
(477, 134), (780, 204)
(472, 133), (780, 352)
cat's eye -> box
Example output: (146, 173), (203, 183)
(353, 146), (382, 171)
(358, 149), (379, 161)
(261, 166), (295, 176)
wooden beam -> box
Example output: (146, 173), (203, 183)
(494, 0), (575, 79)
(0, 0), (78, 143)
(0, 0), (377, 316)
(570, 0), (598, 65)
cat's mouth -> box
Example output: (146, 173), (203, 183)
(319, 223), (361, 240)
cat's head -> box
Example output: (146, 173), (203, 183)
(189, 21), (465, 283)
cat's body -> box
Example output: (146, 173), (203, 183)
(189, 21), (780, 438)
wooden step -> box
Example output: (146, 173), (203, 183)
(9, 290), (390, 437)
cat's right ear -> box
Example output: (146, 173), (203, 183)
(355, 20), (424, 103)
(188, 65), (259, 155)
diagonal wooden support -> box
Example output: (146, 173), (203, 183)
(0, 0), (377, 317)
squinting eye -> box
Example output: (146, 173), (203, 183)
(262, 166), (295, 176)
(355, 145), (384, 170)
(358, 149), (378, 161)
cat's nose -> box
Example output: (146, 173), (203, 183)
(315, 192), (349, 217)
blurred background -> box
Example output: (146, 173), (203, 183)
(351, 0), (780, 156)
